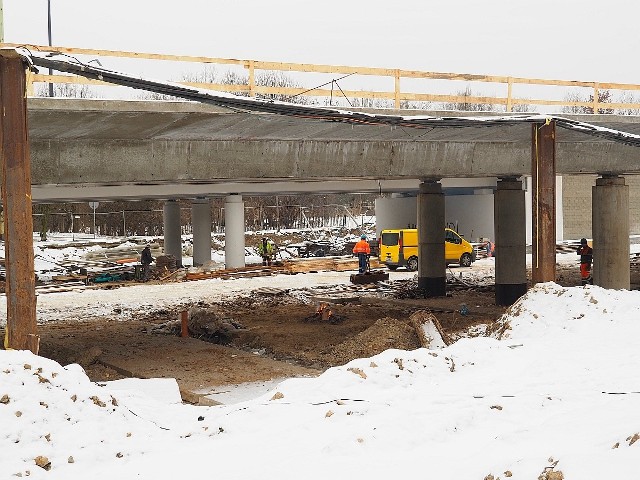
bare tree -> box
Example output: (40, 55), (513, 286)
(562, 89), (613, 114)
(347, 96), (393, 109)
(254, 71), (317, 104)
(616, 91), (640, 116)
(443, 86), (496, 112)
(401, 100), (434, 110)
(36, 83), (95, 98)
(510, 101), (536, 113)
(561, 91), (586, 114)
(585, 89), (614, 114)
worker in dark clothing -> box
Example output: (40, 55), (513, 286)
(576, 237), (593, 285)
(140, 245), (154, 281)
(353, 234), (371, 274)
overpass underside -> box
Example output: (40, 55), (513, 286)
(2, 49), (640, 353)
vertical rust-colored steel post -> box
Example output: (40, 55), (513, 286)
(180, 311), (189, 338)
(0, 50), (38, 353)
(531, 121), (556, 284)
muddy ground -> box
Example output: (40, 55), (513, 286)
(34, 263), (639, 400)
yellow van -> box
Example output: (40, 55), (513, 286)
(379, 228), (475, 271)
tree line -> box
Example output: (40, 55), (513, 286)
(31, 194), (376, 240)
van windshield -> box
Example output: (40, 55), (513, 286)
(381, 232), (400, 246)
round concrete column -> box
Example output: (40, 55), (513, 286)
(592, 175), (630, 289)
(163, 200), (182, 267)
(374, 195), (417, 238)
(494, 178), (527, 305)
(417, 180), (446, 297)
(191, 198), (212, 267)
(224, 194), (246, 269)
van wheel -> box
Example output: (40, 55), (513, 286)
(459, 253), (472, 267)
(387, 265), (398, 271)
(407, 256), (418, 271)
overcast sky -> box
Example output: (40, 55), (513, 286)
(4, 1), (639, 87)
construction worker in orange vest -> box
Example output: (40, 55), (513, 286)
(353, 234), (371, 274)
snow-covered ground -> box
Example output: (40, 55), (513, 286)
(2, 234), (640, 478)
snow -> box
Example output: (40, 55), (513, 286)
(2, 236), (640, 478)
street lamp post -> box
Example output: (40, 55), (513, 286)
(89, 202), (99, 239)
(47, 0), (54, 97)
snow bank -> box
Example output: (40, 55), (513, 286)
(2, 283), (640, 479)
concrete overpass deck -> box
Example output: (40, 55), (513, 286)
(26, 98), (640, 202)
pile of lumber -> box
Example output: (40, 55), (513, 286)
(36, 281), (86, 295)
(184, 264), (285, 281)
(283, 256), (381, 274)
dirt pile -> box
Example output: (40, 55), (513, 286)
(325, 317), (420, 365)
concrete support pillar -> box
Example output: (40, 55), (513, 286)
(163, 200), (182, 267)
(494, 178), (527, 305)
(224, 194), (246, 269)
(191, 198), (212, 267)
(592, 175), (630, 289)
(374, 195), (417, 238)
(531, 121), (556, 284)
(417, 180), (446, 297)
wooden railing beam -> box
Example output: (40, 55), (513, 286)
(8, 43), (640, 112)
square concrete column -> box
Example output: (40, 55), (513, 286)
(417, 180), (446, 297)
(191, 198), (212, 267)
(494, 177), (527, 305)
(163, 200), (182, 267)
(592, 175), (630, 289)
(224, 194), (246, 269)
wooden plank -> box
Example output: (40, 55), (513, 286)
(1, 43), (246, 66)
(0, 50), (38, 353)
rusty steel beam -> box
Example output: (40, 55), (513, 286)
(1, 50), (38, 353)
(531, 121), (556, 284)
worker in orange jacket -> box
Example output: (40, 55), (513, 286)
(353, 234), (371, 274)
(576, 237), (593, 285)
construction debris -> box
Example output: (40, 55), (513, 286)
(150, 306), (245, 342)
(303, 302), (344, 324)
(156, 255), (178, 272)
(409, 310), (450, 349)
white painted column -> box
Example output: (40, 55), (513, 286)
(163, 200), (182, 267)
(191, 198), (211, 267)
(225, 194), (246, 269)
(374, 195), (417, 238)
